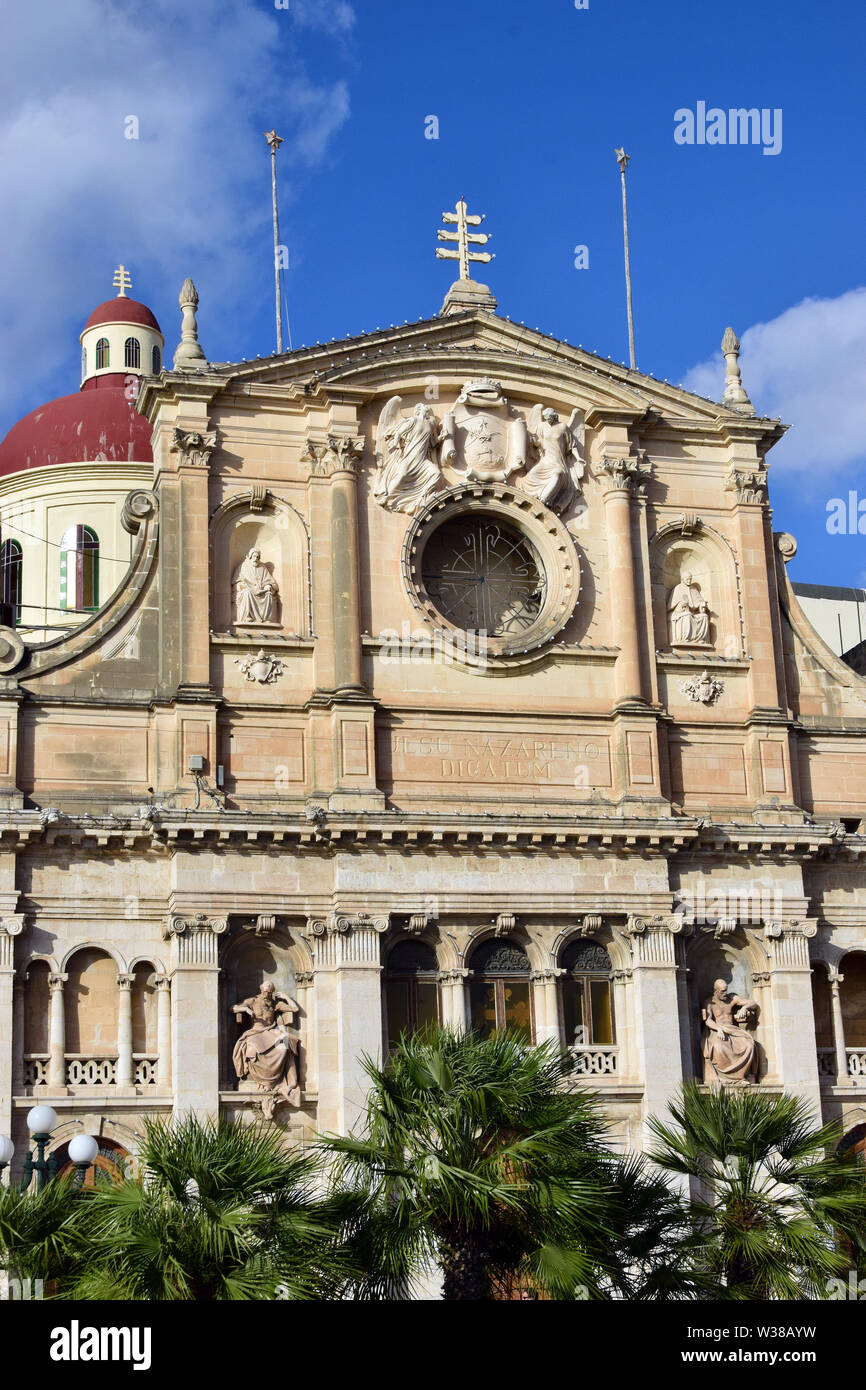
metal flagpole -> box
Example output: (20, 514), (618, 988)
(265, 130), (284, 353)
(615, 148), (636, 371)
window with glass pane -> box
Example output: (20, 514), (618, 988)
(468, 938), (533, 1042)
(561, 939), (614, 1047)
(385, 940), (440, 1047)
(95, 338), (109, 369)
(1, 540), (22, 624)
(60, 525), (99, 611)
(124, 336), (141, 369)
(152, 344), (161, 373)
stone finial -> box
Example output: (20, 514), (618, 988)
(721, 326), (755, 416)
(173, 278), (207, 370)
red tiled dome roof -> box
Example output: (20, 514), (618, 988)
(0, 383), (153, 477)
(83, 298), (161, 333)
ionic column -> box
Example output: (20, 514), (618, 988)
(828, 968), (849, 1085)
(154, 975), (172, 1089)
(304, 435), (365, 694)
(165, 914), (228, 1118)
(599, 455), (651, 707)
(0, 917), (26, 1143)
(294, 971), (315, 1095)
(531, 969), (563, 1046)
(47, 972), (68, 1090)
(624, 915), (687, 1146)
(437, 970), (469, 1030)
(764, 919), (822, 1114)
(116, 974), (134, 1088)
(306, 913), (386, 1134)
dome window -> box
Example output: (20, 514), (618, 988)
(95, 338), (110, 370)
(124, 337), (141, 369)
(60, 525), (99, 612)
(151, 344), (161, 374)
(1, 540), (22, 626)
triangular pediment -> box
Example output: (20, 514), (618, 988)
(202, 307), (775, 434)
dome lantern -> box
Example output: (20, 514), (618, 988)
(79, 266), (164, 389)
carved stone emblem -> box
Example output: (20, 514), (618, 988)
(235, 649), (285, 684)
(171, 427), (218, 469)
(681, 669), (724, 705)
(441, 379), (526, 484)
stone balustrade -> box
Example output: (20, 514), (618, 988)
(570, 1045), (619, 1077)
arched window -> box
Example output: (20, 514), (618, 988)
(60, 525), (99, 611)
(469, 938), (533, 1041)
(560, 939), (615, 1048)
(151, 344), (161, 374)
(385, 941), (439, 1047)
(95, 338), (109, 370)
(81, 346), (87, 378)
(124, 336), (140, 369)
(1, 539), (22, 625)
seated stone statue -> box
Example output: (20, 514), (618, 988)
(702, 979), (759, 1084)
(234, 548), (279, 624)
(668, 571), (711, 645)
(232, 981), (300, 1118)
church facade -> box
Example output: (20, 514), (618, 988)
(1, 251), (865, 1177)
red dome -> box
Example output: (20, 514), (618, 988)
(0, 386), (153, 477)
(84, 297), (161, 333)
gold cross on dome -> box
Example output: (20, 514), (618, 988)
(436, 198), (493, 281)
(113, 265), (132, 297)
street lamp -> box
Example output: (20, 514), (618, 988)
(0, 1133), (13, 1179)
(25, 1105), (59, 1190)
(67, 1133), (99, 1188)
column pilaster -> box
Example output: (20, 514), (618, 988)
(165, 912), (228, 1117)
(623, 914), (688, 1144)
(828, 967), (850, 1086)
(0, 916), (25, 1141)
(304, 912), (386, 1134)
(116, 974), (134, 1091)
(154, 975), (172, 1090)
(763, 918), (821, 1115)
(599, 454), (652, 708)
(47, 972), (68, 1093)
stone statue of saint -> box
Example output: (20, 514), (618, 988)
(667, 571), (710, 644)
(232, 981), (301, 1118)
(702, 979), (759, 1085)
(522, 405), (585, 512)
(374, 398), (445, 513)
(234, 548), (279, 624)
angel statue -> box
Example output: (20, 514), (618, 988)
(374, 398), (446, 514)
(232, 981), (301, 1120)
(521, 406), (586, 512)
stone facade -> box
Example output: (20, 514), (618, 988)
(1, 293), (865, 1171)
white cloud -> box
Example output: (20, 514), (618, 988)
(0, 0), (353, 425)
(682, 287), (866, 477)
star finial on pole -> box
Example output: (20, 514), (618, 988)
(113, 265), (132, 298)
(436, 198), (494, 282)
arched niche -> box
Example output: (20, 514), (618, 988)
(840, 951), (866, 1049)
(685, 931), (762, 1081)
(66, 947), (118, 1055)
(219, 931), (301, 1088)
(211, 495), (310, 636)
(650, 526), (742, 657)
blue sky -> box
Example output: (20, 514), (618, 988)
(2, 0), (865, 586)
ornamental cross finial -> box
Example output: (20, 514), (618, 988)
(113, 264), (132, 297)
(436, 198), (494, 281)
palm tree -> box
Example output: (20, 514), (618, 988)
(64, 1115), (352, 1300)
(648, 1083), (866, 1300)
(323, 1026), (634, 1301)
(0, 1178), (85, 1290)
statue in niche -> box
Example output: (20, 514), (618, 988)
(667, 570), (711, 645)
(232, 980), (301, 1119)
(701, 979), (759, 1085)
(374, 398), (445, 513)
(521, 405), (586, 512)
(234, 548), (279, 625)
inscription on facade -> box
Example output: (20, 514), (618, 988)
(386, 731), (611, 788)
